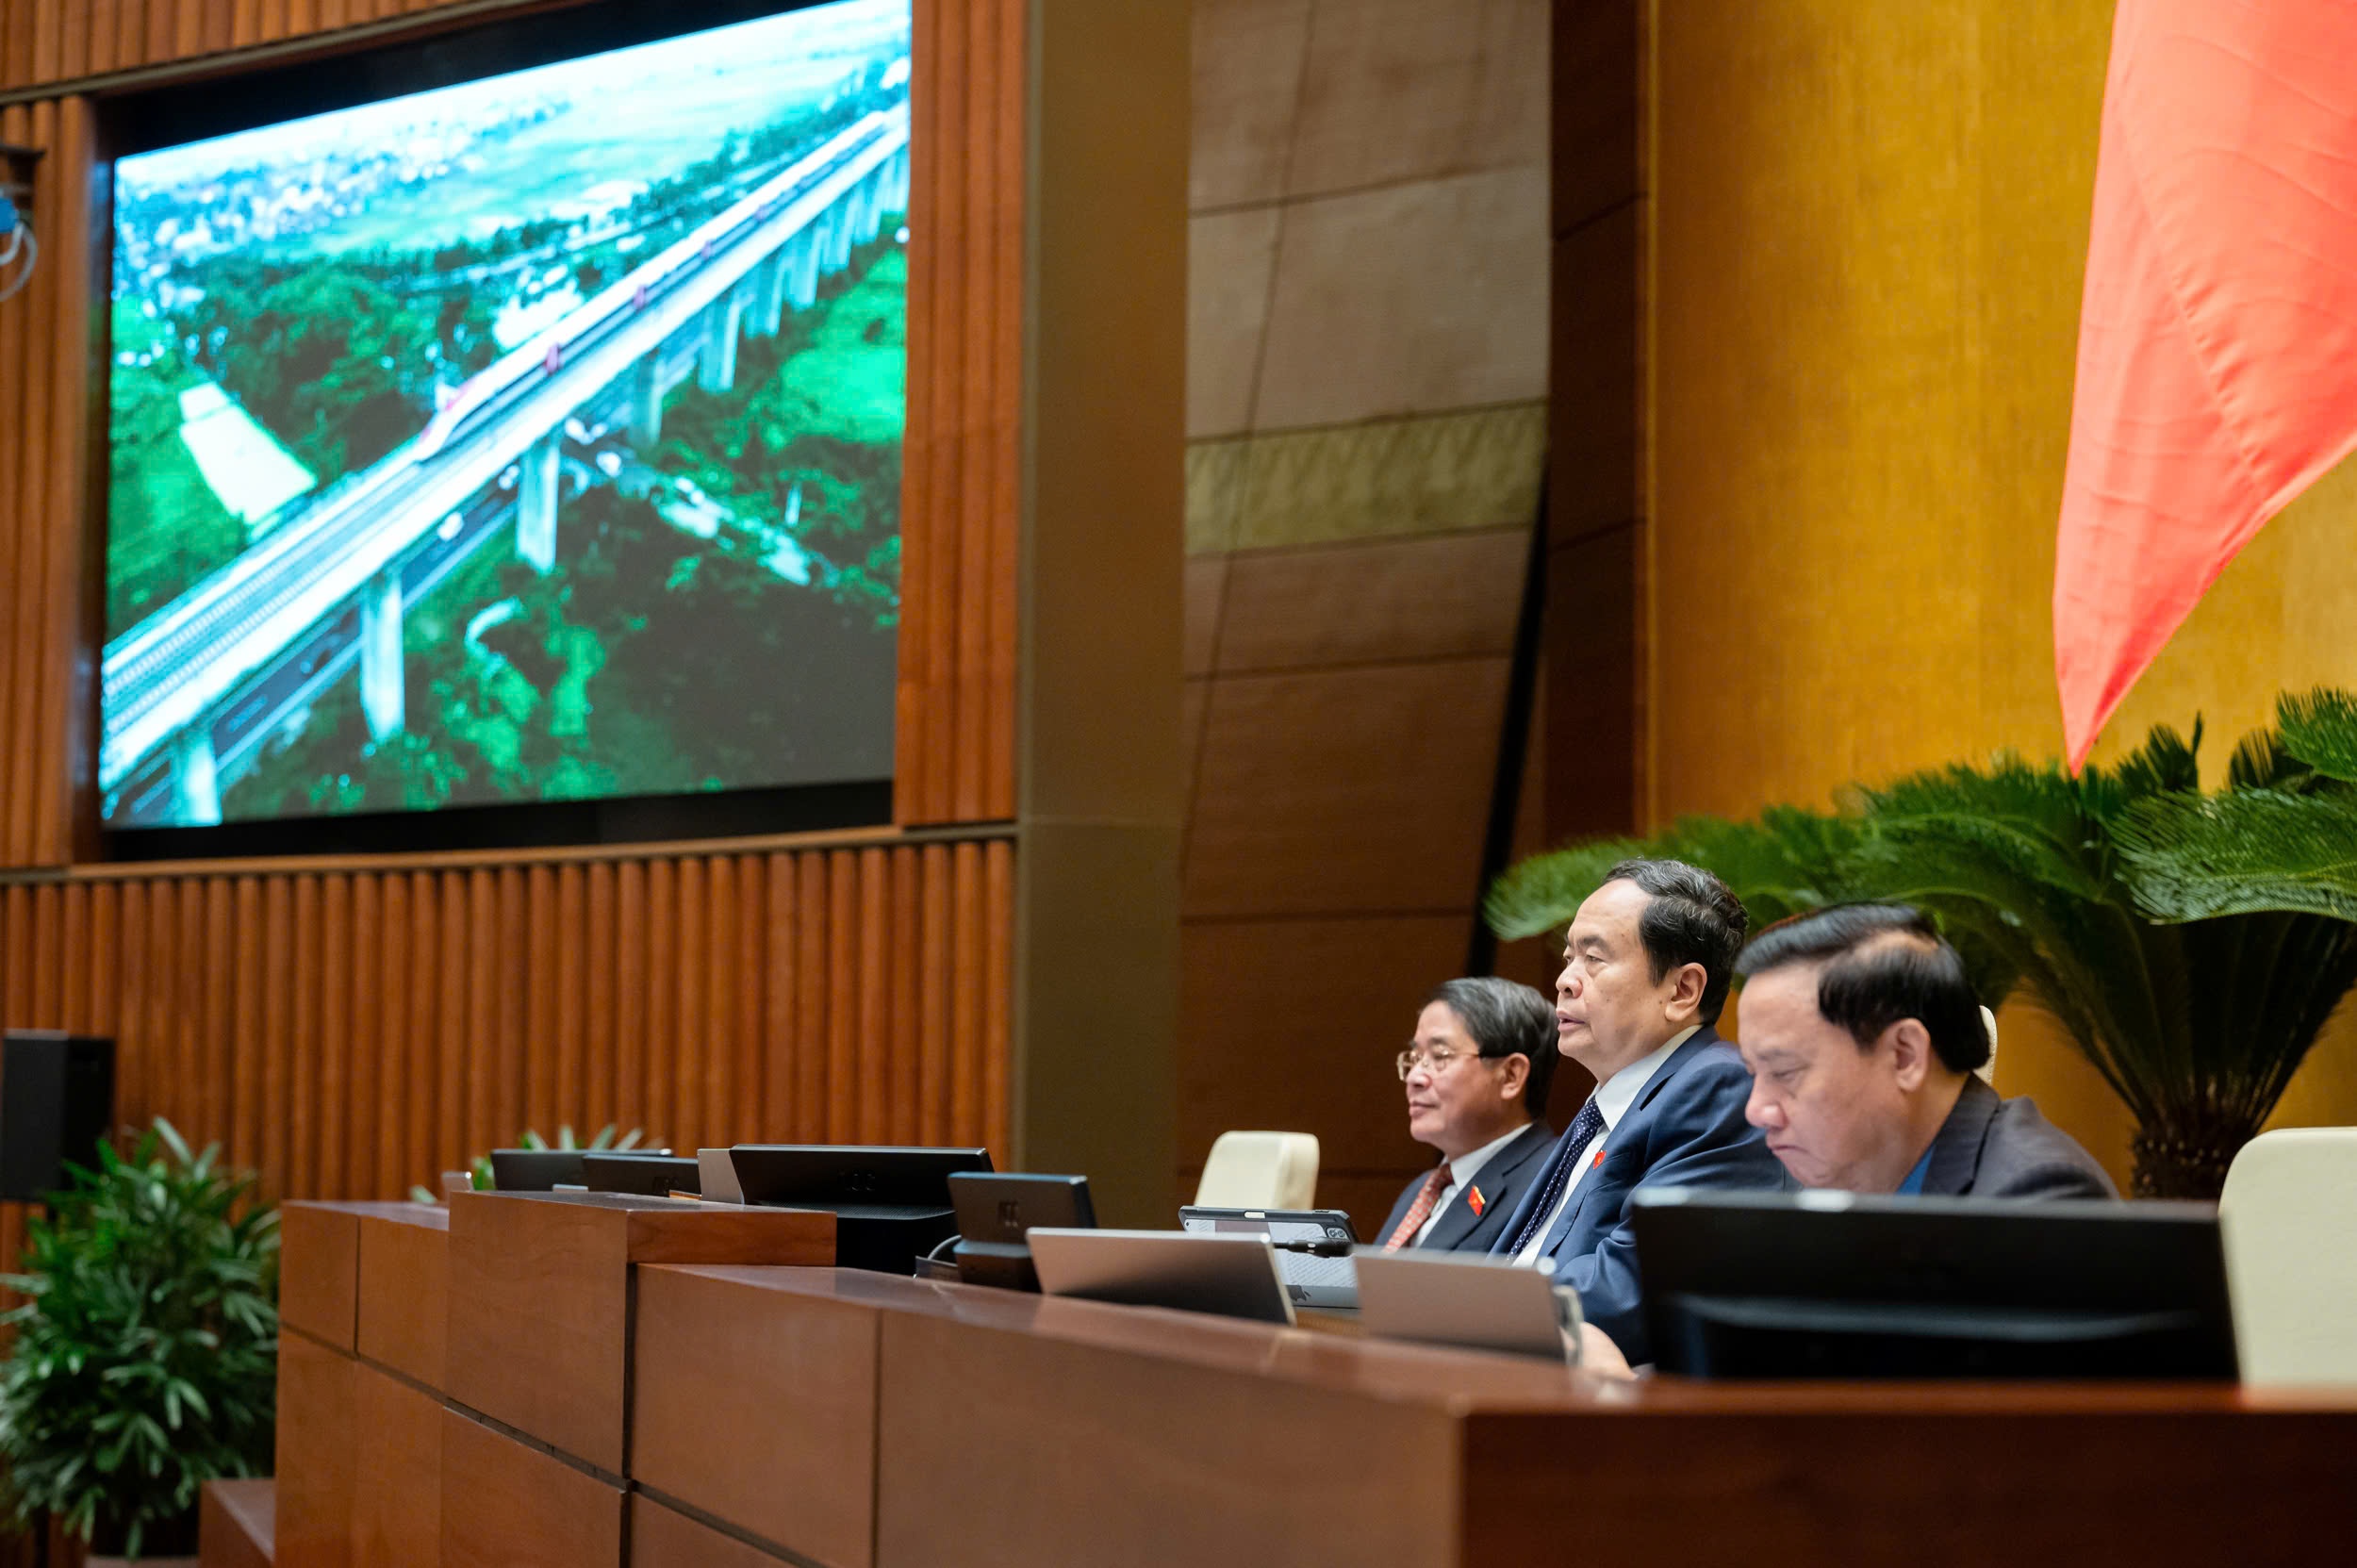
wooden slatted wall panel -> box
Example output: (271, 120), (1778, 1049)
(896, 0), (1020, 827)
(0, 91), (90, 872)
(0, 839), (1014, 1205)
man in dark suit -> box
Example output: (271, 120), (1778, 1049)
(1375, 978), (1559, 1254)
(1489, 859), (1788, 1364)
(1735, 903), (2118, 1198)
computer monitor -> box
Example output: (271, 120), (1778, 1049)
(583, 1151), (698, 1197)
(487, 1148), (586, 1191)
(948, 1173), (1096, 1292)
(727, 1145), (994, 1273)
(1631, 1188), (2238, 1378)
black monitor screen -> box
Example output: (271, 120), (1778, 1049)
(729, 1144), (992, 1213)
(1631, 1189), (2237, 1379)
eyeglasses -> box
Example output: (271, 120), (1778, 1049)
(1395, 1048), (1498, 1080)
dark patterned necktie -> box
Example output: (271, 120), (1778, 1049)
(1382, 1162), (1454, 1250)
(1504, 1096), (1606, 1258)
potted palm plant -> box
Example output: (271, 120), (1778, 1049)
(0, 1121), (278, 1562)
(1487, 689), (2357, 1198)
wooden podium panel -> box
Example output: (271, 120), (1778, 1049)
(351, 1362), (443, 1568)
(632, 1494), (794, 1568)
(198, 1478), (274, 1568)
(1462, 1396), (2357, 1565)
(443, 1192), (832, 1473)
(274, 1331), (355, 1568)
(874, 1303), (1459, 1568)
(634, 1265), (881, 1568)
(439, 1408), (624, 1568)
(280, 1205), (361, 1351)
(355, 1203), (449, 1391)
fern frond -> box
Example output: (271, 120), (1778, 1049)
(2227, 726), (2308, 791)
(1483, 835), (1656, 940)
(2116, 789), (2357, 921)
(2278, 687), (2357, 784)
(2104, 718), (2204, 802)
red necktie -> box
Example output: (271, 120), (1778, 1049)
(1384, 1162), (1455, 1250)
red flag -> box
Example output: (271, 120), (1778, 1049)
(2055, 1), (2357, 768)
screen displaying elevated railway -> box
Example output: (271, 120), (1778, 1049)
(103, 0), (910, 830)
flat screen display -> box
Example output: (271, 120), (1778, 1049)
(102, 0), (910, 832)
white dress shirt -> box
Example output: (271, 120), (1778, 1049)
(1514, 1025), (1701, 1266)
(1411, 1122), (1534, 1245)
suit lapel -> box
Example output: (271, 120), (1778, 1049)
(1421, 1122), (1549, 1249)
(1540, 1028), (1720, 1259)
(1921, 1076), (2000, 1196)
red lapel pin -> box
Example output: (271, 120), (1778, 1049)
(1467, 1185), (1486, 1216)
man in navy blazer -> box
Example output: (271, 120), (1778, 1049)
(1490, 859), (1788, 1363)
(1734, 903), (2117, 1199)
(1374, 978), (1561, 1254)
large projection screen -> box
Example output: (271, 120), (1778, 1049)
(101, 0), (910, 831)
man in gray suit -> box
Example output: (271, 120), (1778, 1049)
(1734, 904), (2117, 1198)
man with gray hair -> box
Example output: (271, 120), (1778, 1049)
(1376, 977), (1560, 1253)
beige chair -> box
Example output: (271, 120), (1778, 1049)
(2217, 1127), (2357, 1385)
(1193, 1131), (1320, 1211)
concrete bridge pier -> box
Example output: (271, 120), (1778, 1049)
(855, 165), (888, 246)
(786, 225), (822, 311)
(826, 189), (859, 272)
(359, 566), (405, 742)
(698, 287), (745, 394)
(518, 430), (562, 573)
(172, 721), (222, 827)
(630, 352), (665, 447)
(750, 252), (788, 338)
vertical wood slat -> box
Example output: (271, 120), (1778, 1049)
(35, 94), (90, 869)
(0, 101), (22, 866)
(731, 856), (764, 1146)
(673, 855), (705, 1150)
(1, 99), (53, 867)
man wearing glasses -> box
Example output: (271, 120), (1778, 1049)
(1375, 977), (1562, 1253)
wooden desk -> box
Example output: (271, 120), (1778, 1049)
(635, 1266), (2357, 1568)
(255, 1197), (2357, 1568)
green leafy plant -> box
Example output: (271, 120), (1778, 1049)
(0, 1120), (277, 1559)
(1488, 689), (2357, 1199)
(408, 1123), (650, 1204)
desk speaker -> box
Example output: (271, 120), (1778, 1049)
(0, 1032), (115, 1202)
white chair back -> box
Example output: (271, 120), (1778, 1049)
(1193, 1131), (1320, 1211)
(2217, 1127), (2357, 1385)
